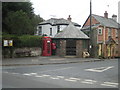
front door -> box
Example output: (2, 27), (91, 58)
(66, 40), (76, 55)
(98, 44), (102, 57)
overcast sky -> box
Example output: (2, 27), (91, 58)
(30, 0), (120, 26)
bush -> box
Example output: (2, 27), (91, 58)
(19, 35), (42, 47)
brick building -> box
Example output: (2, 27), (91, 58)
(52, 23), (89, 57)
(82, 11), (120, 58)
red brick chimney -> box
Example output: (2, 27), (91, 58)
(104, 11), (108, 18)
(67, 15), (72, 21)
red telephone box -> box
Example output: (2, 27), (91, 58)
(42, 37), (52, 56)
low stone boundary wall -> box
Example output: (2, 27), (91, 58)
(2, 47), (42, 58)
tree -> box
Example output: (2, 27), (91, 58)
(5, 10), (33, 35)
(2, 2), (44, 35)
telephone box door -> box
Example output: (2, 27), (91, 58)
(42, 37), (52, 56)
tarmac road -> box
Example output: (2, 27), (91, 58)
(2, 59), (118, 88)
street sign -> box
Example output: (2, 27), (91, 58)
(3, 40), (13, 47)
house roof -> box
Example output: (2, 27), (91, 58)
(82, 14), (119, 29)
(38, 18), (81, 27)
(54, 23), (89, 39)
(92, 14), (119, 28)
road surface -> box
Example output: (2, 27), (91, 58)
(2, 59), (118, 88)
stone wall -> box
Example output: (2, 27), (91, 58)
(2, 47), (42, 58)
(76, 40), (83, 57)
(59, 40), (66, 56)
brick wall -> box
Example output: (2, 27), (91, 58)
(84, 16), (100, 26)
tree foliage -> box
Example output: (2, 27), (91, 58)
(2, 2), (44, 35)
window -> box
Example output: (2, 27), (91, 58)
(38, 26), (42, 35)
(108, 28), (111, 37)
(57, 25), (60, 33)
(116, 29), (118, 37)
(50, 28), (52, 36)
(98, 28), (102, 35)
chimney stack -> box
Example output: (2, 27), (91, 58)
(67, 15), (72, 21)
(112, 14), (117, 22)
(104, 11), (108, 18)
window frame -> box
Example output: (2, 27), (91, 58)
(98, 28), (103, 35)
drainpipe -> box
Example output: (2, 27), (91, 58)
(103, 26), (106, 57)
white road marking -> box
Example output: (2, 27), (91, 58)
(23, 73), (32, 76)
(81, 79), (97, 84)
(81, 81), (94, 84)
(103, 82), (118, 85)
(65, 79), (77, 82)
(35, 75), (44, 77)
(84, 79), (97, 83)
(30, 73), (37, 75)
(101, 84), (117, 87)
(69, 77), (80, 80)
(85, 66), (114, 72)
(56, 76), (64, 78)
(42, 74), (50, 77)
(101, 82), (118, 87)
(50, 77), (60, 79)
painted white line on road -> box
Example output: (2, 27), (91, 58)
(39, 67), (73, 73)
(84, 79), (97, 83)
(103, 82), (118, 85)
(85, 66), (114, 72)
(23, 73), (32, 76)
(30, 73), (37, 75)
(57, 76), (64, 78)
(69, 77), (80, 80)
(81, 81), (94, 84)
(50, 77), (60, 79)
(101, 83), (118, 87)
(35, 75), (44, 77)
(42, 74), (50, 77)
(65, 79), (77, 82)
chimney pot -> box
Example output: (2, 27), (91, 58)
(112, 14), (117, 22)
(67, 15), (72, 21)
(104, 11), (108, 18)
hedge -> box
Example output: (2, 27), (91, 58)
(2, 34), (42, 48)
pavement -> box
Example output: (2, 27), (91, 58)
(1, 56), (118, 66)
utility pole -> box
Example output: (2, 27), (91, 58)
(89, 0), (93, 57)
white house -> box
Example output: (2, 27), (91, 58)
(35, 15), (81, 37)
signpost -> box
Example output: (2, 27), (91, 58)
(3, 40), (13, 47)
(3, 40), (13, 58)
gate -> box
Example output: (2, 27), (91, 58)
(66, 40), (76, 55)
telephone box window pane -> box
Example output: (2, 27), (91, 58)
(47, 42), (51, 54)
